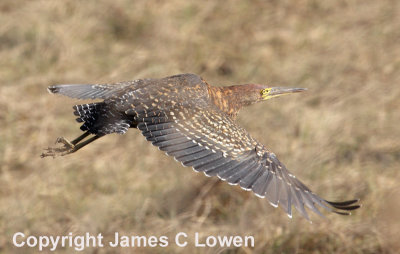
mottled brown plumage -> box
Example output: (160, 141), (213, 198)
(42, 73), (360, 220)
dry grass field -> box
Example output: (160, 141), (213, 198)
(1, 0), (399, 253)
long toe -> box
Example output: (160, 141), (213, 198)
(41, 143), (75, 158)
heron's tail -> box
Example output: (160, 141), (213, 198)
(73, 103), (105, 133)
(48, 84), (135, 135)
(72, 102), (133, 135)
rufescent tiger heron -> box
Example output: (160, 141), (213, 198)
(41, 73), (360, 220)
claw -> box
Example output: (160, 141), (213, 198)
(41, 137), (75, 158)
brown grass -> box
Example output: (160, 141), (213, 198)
(1, 0), (399, 253)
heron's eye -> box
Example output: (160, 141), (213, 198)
(261, 88), (272, 97)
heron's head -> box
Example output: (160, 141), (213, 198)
(216, 84), (307, 117)
(259, 86), (307, 101)
(230, 84), (307, 106)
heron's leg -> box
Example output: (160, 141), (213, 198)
(67, 135), (102, 154)
(71, 131), (91, 145)
(41, 132), (102, 158)
(54, 131), (90, 148)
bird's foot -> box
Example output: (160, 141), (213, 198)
(41, 137), (75, 158)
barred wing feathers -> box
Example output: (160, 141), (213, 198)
(134, 102), (359, 220)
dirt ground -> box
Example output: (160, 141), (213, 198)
(1, 0), (399, 253)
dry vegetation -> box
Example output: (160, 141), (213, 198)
(1, 0), (399, 253)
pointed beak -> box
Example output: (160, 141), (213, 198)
(268, 87), (307, 97)
(261, 86), (307, 100)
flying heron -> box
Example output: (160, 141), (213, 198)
(41, 73), (360, 220)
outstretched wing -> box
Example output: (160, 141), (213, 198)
(133, 101), (360, 220)
(47, 80), (146, 100)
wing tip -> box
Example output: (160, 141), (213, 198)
(47, 84), (75, 94)
(325, 198), (361, 215)
(47, 85), (59, 94)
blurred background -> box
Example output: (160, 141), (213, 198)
(1, 0), (399, 253)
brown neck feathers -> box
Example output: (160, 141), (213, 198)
(207, 84), (262, 119)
